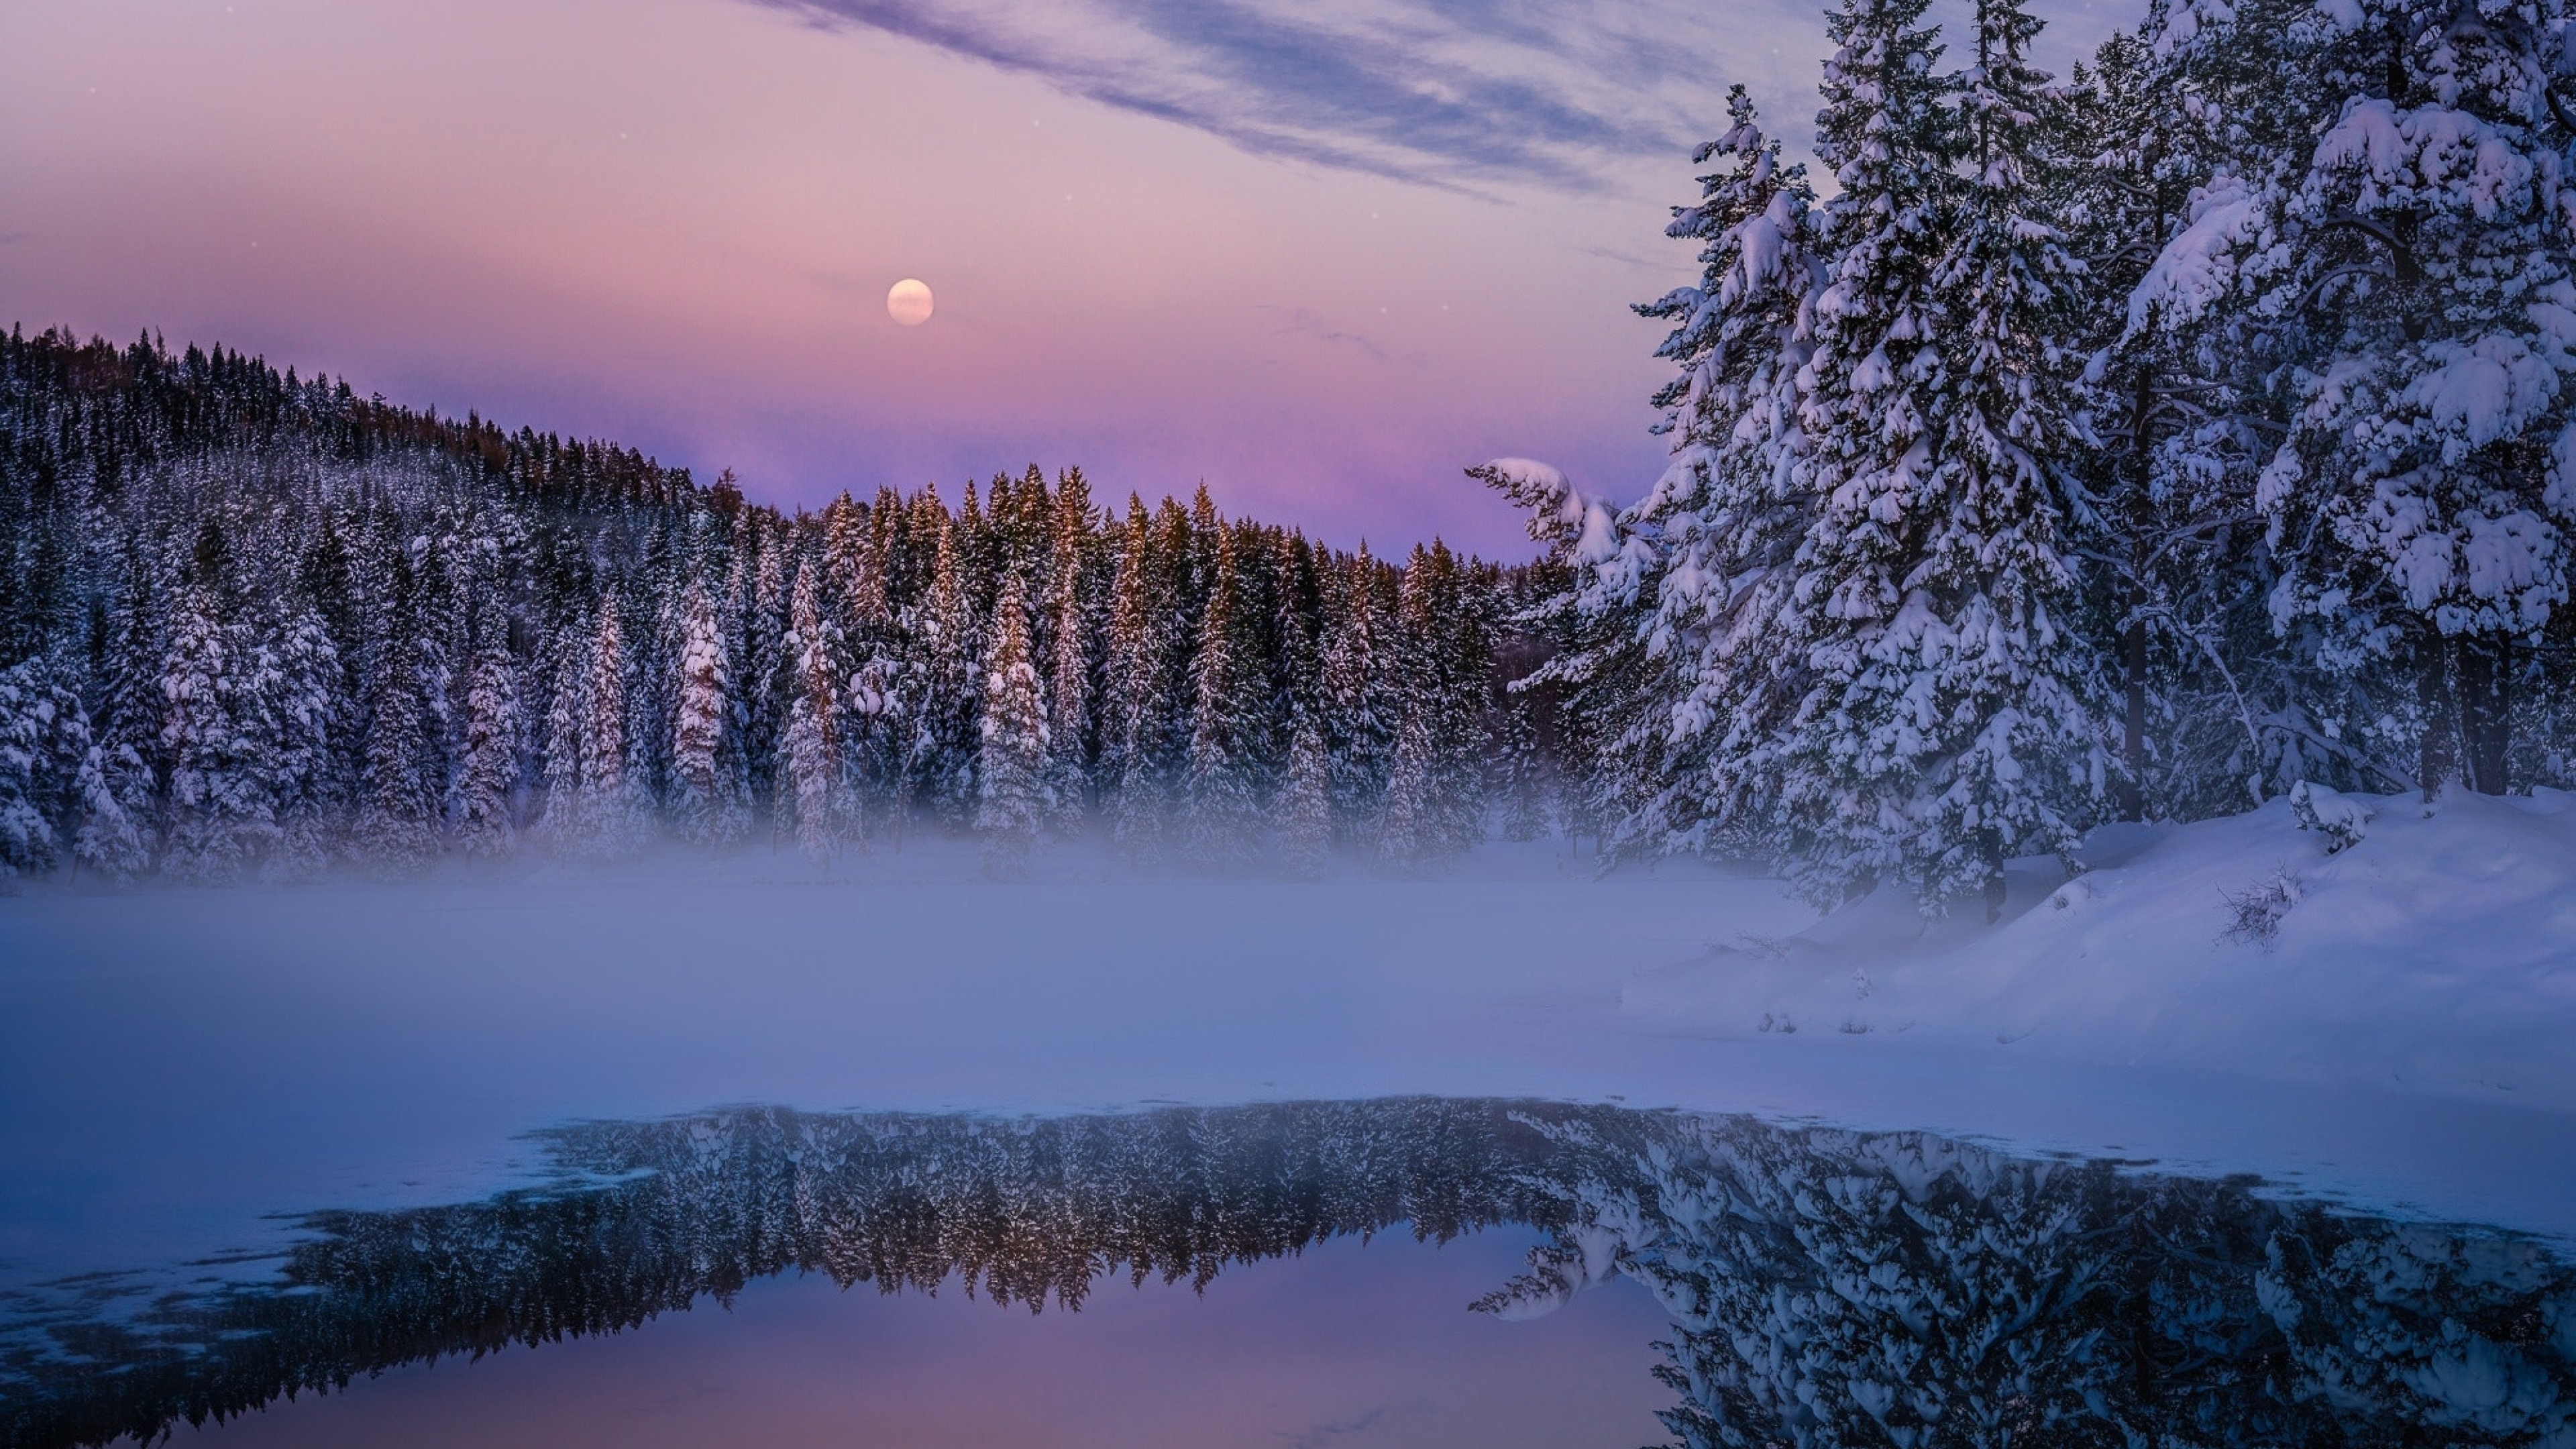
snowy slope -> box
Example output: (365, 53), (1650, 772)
(1625, 788), (2576, 1106)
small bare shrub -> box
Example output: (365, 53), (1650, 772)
(2220, 869), (2303, 950)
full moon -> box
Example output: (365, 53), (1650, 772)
(887, 278), (934, 327)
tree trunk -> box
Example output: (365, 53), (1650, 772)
(2117, 368), (2154, 822)
(2454, 632), (2512, 796)
(2416, 621), (2455, 802)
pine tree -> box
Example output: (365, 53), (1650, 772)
(1042, 468), (1094, 834)
(780, 566), (851, 865)
(0, 657), (134, 881)
(539, 619), (590, 855)
(1494, 683), (1551, 842)
(356, 547), (438, 871)
(975, 575), (1050, 878)
(578, 598), (645, 858)
(160, 565), (272, 882)
(909, 515), (982, 826)
(455, 623), (523, 859)
(266, 606), (344, 873)
(1106, 496), (1176, 861)
(1318, 549), (1397, 844)
(1184, 527), (1265, 865)
(1618, 87), (1826, 859)
(96, 536), (167, 862)
(1775, 0), (2078, 915)
(1277, 710), (1332, 879)
(672, 580), (745, 846)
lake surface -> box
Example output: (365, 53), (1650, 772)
(9, 1097), (2574, 1448)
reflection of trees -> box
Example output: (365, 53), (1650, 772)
(1488, 1118), (2576, 1448)
(0, 1098), (1621, 1449)
(5, 1101), (2573, 1449)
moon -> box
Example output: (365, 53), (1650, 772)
(887, 278), (934, 327)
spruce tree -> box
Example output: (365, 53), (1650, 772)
(539, 619), (590, 856)
(909, 515), (982, 826)
(1042, 468), (1094, 834)
(578, 598), (645, 858)
(1277, 710), (1332, 879)
(1185, 527), (1264, 865)
(356, 548), (438, 871)
(1776, 0), (2061, 914)
(672, 580), (745, 846)
(1786, 0), (2095, 916)
(1621, 87), (1826, 858)
(1318, 548), (1397, 844)
(1106, 496), (1175, 861)
(160, 564), (271, 882)
(975, 576), (1050, 878)
(267, 606), (344, 874)
(0, 657), (134, 881)
(455, 620), (523, 859)
(781, 566), (851, 865)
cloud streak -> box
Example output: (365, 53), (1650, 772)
(1260, 304), (1389, 360)
(746, 0), (1825, 191)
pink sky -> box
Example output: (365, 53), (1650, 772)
(0, 0), (2124, 554)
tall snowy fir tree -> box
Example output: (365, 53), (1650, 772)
(910, 513), (981, 826)
(1318, 547), (1396, 845)
(974, 576), (1049, 878)
(356, 547), (437, 872)
(454, 615), (522, 859)
(780, 566), (850, 865)
(1042, 468), (1094, 834)
(1891, 0), (2096, 914)
(1277, 711), (1332, 879)
(160, 545), (269, 883)
(0, 657), (133, 881)
(1184, 527), (1263, 865)
(672, 581), (744, 847)
(576, 598), (642, 859)
(1619, 87), (1825, 859)
(266, 606), (343, 873)
(1106, 496), (1177, 861)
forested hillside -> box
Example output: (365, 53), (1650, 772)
(0, 327), (1555, 882)
(1493, 0), (2576, 916)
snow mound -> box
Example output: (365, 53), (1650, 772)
(1623, 790), (2576, 1108)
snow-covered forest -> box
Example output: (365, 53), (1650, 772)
(1491, 0), (2576, 916)
(0, 329), (1554, 883)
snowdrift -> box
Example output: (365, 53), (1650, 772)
(1624, 788), (2576, 1110)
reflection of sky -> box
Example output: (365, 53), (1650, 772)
(1, 0), (2123, 552)
(163, 1231), (1675, 1449)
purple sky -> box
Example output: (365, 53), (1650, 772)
(1, 0), (2125, 555)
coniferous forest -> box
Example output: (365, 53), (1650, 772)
(0, 327), (1550, 883)
(14, 0), (2576, 910)
(1491, 0), (2576, 916)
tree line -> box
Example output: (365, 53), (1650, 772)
(0, 327), (1555, 882)
(1491, 0), (2576, 915)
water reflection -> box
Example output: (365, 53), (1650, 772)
(5, 1098), (2573, 1449)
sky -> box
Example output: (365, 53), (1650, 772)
(1, 0), (2127, 555)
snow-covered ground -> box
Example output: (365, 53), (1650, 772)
(5, 796), (2575, 1304)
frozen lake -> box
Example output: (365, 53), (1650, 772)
(6, 837), (2576, 1445)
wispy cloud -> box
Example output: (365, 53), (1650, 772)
(744, 0), (1829, 191)
(1281, 1404), (1388, 1449)
(1260, 304), (1387, 360)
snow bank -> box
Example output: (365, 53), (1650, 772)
(1623, 788), (2576, 1108)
